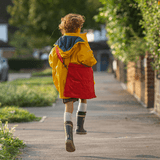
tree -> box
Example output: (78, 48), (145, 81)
(94, 0), (146, 63)
(95, 0), (160, 70)
(136, 0), (160, 70)
(7, 0), (102, 49)
(9, 31), (33, 57)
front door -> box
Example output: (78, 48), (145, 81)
(100, 54), (109, 71)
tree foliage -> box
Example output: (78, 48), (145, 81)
(94, 0), (146, 63)
(7, 0), (102, 49)
(136, 0), (160, 70)
(9, 31), (52, 57)
(95, 0), (160, 70)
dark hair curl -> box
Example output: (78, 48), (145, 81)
(59, 13), (85, 33)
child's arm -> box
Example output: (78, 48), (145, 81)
(78, 43), (97, 67)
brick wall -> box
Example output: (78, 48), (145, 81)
(3, 50), (15, 58)
(127, 61), (136, 95)
(144, 52), (155, 108)
(154, 71), (160, 114)
(115, 60), (127, 83)
(3, 50), (34, 59)
(108, 57), (114, 73)
(116, 52), (154, 108)
(126, 57), (146, 104)
(115, 60), (120, 80)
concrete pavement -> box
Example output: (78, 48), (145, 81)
(8, 73), (31, 81)
(9, 72), (160, 160)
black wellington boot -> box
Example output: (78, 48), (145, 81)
(75, 111), (87, 135)
(64, 121), (75, 152)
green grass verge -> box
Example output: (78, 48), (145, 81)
(0, 77), (58, 107)
(0, 76), (54, 159)
(0, 121), (26, 160)
(8, 76), (53, 86)
(31, 68), (52, 77)
(0, 106), (41, 123)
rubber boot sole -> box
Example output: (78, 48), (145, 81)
(75, 130), (87, 135)
(65, 140), (75, 152)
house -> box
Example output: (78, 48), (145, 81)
(0, 0), (16, 58)
(0, 19), (15, 58)
(89, 41), (112, 72)
(87, 25), (113, 72)
(0, 40), (15, 58)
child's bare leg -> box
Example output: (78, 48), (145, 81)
(65, 101), (74, 113)
(80, 99), (87, 104)
(76, 99), (87, 134)
(64, 101), (75, 152)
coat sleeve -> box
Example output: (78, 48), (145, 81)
(78, 43), (97, 67)
(49, 47), (58, 69)
(48, 47), (59, 91)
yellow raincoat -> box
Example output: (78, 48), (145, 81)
(49, 30), (97, 99)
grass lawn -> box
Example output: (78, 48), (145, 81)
(0, 106), (39, 159)
(8, 76), (53, 86)
(0, 71), (57, 159)
(31, 68), (52, 77)
(0, 106), (41, 123)
(0, 77), (58, 107)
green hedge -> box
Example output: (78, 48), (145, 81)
(8, 58), (44, 71)
(94, 0), (145, 63)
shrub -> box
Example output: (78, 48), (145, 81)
(0, 121), (26, 159)
(95, 0), (145, 63)
(8, 58), (44, 71)
(136, 0), (160, 70)
(95, 0), (160, 69)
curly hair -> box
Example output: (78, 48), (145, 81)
(59, 13), (85, 33)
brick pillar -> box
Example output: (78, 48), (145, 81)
(127, 61), (136, 95)
(154, 70), (160, 114)
(108, 57), (113, 73)
(144, 52), (155, 108)
(119, 61), (127, 83)
(116, 60), (120, 80)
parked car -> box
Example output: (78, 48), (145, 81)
(0, 57), (9, 82)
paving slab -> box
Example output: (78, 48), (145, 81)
(9, 72), (160, 160)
